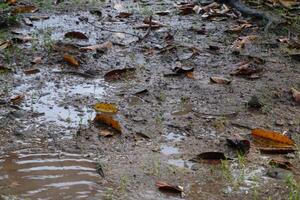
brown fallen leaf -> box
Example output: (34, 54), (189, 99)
(231, 35), (258, 50)
(177, 3), (197, 15)
(31, 57), (42, 64)
(80, 41), (113, 51)
(10, 94), (24, 104)
(259, 147), (296, 154)
(94, 114), (121, 132)
(65, 31), (88, 40)
(63, 54), (79, 67)
(252, 128), (294, 145)
(23, 68), (40, 75)
(291, 88), (300, 104)
(230, 61), (262, 78)
(278, 0), (299, 8)
(12, 5), (38, 14)
(117, 12), (133, 18)
(210, 76), (231, 85)
(99, 129), (114, 137)
(269, 158), (293, 170)
(192, 152), (227, 164)
(226, 23), (253, 33)
(0, 40), (12, 50)
(104, 68), (135, 81)
(156, 181), (183, 193)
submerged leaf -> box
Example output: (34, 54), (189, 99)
(192, 152), (227, 164)
(104, 68), (135, 81)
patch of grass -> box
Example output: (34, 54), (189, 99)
(119, 175), (129, 193)
(221, 160), (233, 183)
(285, 174), (300, 200)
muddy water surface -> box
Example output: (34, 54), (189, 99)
(0, 150), (102, 199)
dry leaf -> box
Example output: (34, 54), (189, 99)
(65, 31), (88, 40)
(94, 114), (121, 132)
(117, 12), (133, 18)
(156, 181), (184, 193)
(94, 103), (118, 114)
(23, 68), (40, 75)
(31, 57), (42, 64)
(104, 68), (135, 81)
(269, 158), (293, 170)
(291, 88), (300, 104)
(80, 41), (113, 51)
(0, 41), (11, 50)
(12, 5), (38, 14)
(278, 0), (299, 8)
(63, 54), (79, 66)
(252, 128), (294, 145)
(210, 76), (231, 84)
(232, 35), (258, 50)
(226, 23), (252, 33)
(10, 94), (24, 104)
(99, 129), (114, 137)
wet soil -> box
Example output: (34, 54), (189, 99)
(0, 0), (300, 199)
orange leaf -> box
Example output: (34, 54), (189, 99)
(252, 128), (294, 145)
(63, 54), (79, 66)
(94, 114), (121, 132)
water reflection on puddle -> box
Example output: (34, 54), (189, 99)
(160, 145), (179, 155)
(0, 151), (102, 199)
(14, 79), (107, 127)
(167, 159), (194, 169)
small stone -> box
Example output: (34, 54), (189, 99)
(191, 164), (200, 171)
(285, 153), (296, 159)
(266, 168), (292, 179)
(275, 120), (284, 126)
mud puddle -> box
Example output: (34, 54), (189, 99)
(0, 150), (103, 199)
(13, 77), (108, 127)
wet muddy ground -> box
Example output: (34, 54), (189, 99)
(0, 0), (300, 199)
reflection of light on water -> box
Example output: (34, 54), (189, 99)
(0, 151), (102, 199)
(160, 145), (179, 155)
(14, 78), (107, 128)
(165, 132), (185, 142)
(167, 159), (194, 169)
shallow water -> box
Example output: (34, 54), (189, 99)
(0, 151), (102, 199)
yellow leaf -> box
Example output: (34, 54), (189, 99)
(94, 103), (118, 114)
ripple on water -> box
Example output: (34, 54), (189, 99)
(0, 151), (102, 199)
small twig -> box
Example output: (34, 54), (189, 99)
(87, 21), (142, 40)
(138, 15), (152, 42)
